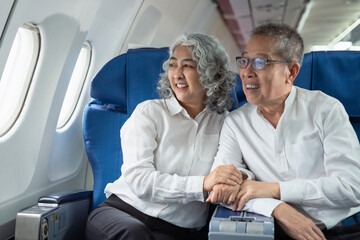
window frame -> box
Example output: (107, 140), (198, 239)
(56, 41), (92, 129)
(0, 22), (41, 137)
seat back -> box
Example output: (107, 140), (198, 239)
(234, 74), (247, 107)
(297, 51), (360, 227)
(296, 51), (360, 140)
(83, 48), (169, 209)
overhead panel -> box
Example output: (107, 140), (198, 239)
(216, 0), (307, 50)
(216, 0), (360, 52)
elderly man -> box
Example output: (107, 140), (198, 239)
(208, 22), (360, 240)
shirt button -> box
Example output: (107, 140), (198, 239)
(277, 149), (282, 154)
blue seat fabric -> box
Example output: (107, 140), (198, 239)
(83, 48), (169, 209)
(301, 51), (360, 140)
(299, 51), (360, 226)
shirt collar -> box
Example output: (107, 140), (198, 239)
(166, 95), (183, 117)
(256, 86), (296, 116)
(283, 86), (296, 113)
(166, 95), (208, 120)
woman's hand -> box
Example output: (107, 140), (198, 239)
(203, 165), (243, 192)
(273, 203), (326, 240)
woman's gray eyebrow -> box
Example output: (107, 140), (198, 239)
(169, 56), (195, 62)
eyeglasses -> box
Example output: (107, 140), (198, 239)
(236, 57), (292, 70)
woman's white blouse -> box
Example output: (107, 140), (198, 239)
(105, 96), (225, 228)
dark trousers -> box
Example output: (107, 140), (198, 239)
(85, 195), (209, 240)
(275, 214), (360, 240)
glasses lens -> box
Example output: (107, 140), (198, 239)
(253, 58), (266, 70)
(237, 57), (248, 68)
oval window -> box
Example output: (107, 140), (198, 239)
(0, 23), (40, 137)
(56, 41), (92, 128)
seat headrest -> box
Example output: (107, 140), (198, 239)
(310, 51), (360, 116)
(295, 53), (312, 90)
(90, 54), (127, 106)
(90, 47), (169, 112)
(234, 74), (247, 107)
(126, 48), (169, 112)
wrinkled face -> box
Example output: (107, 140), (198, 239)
(240, 35), (294, 108)
(168, 45), (205, 108)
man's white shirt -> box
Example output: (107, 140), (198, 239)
(212, 86), (360, 229)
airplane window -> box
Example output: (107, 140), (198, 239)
(56, 41), (92, 129)
(0, 23), (40, 137)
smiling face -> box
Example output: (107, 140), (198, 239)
(168, 45), (206, 110)
(240, 35), (298, 109)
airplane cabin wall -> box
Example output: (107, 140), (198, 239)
(0, 0), (102, 237)
(0, 0), (240, 238)
(0, 1), (15, 44)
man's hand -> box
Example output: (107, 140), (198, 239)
(203, 165), (243, 192)
(234, 180), (280, 210)
(272, 203), (326, 240)
(206, 184), (241, 207)
(207, 179), (280, 211)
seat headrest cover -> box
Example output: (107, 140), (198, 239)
(126, 47), (169, 112)
(90, 47), (170, 110)
(90, 54), (127, 106)
(311, 51), (360, 116)
(295, 53), (312, 90)
(234, 74), (247, 107)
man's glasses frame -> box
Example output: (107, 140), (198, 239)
(236, 57), (292, 70)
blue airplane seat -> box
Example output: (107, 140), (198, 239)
(234, 74), (247, 107)
(296, 51), (360, 226)
(309, 51), (360, 140)
(295, 51), (360, 141)
(295, 52), (313, 89)
(83, 47), (169, 210)
(296, 51), (360, 140)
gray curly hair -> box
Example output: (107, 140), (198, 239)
(157, 33), (236, 114)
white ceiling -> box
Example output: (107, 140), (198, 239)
(216, 0), (360, 52)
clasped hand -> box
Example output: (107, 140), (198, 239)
(203, 165), (243, 192)
(205, 179), (280, 211)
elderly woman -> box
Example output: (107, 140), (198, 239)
(85, 33), (242, 240)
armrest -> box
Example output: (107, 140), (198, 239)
(208, 205), (274, 239)
(16, 190), (93, 240)
(38, 189), (92, 206)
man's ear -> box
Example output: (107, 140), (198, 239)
(287, 62), (300, 84)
